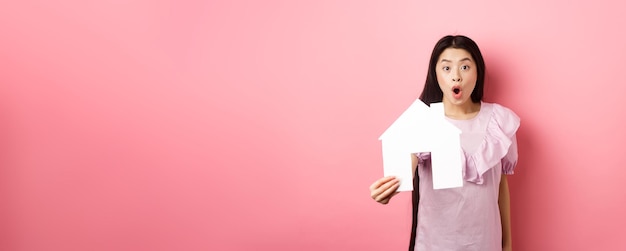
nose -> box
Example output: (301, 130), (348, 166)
(452, 70), (462, 82)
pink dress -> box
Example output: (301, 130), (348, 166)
(414, 102), (520, 251)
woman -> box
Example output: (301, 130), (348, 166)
(370, 35), (519, 251)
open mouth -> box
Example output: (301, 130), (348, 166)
(452, 86), (462, 99)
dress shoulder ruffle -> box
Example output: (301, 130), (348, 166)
(463, 103), (520, 184)
(413, 103), (520, 184)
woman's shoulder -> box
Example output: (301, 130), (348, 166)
(482, 102), (520, 136)
(482, 102), (519, 121)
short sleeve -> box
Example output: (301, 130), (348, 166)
(494, 104), (520, 175)
(464, 103), (520, 183)
(502, 134), (518, 175)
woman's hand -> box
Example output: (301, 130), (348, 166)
(369, 176), (400, 204)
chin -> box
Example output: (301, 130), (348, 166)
(448, 97), (470, 105)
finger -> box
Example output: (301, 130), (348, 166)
(369, 176), (397, 191)
(390, 191), (399, 198)
(374, 180), (400, 202)
(376, 182), (400, 201)
(369, 176), (392, 190)
(379, 198), (390, 205)
(370, 177), (398, 198)
(379, 191), (400, 205)
(375, 187), (399, 203)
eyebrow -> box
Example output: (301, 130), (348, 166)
(440, 58), (473, 63)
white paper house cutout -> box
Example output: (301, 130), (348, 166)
(379, 99), (463, 191)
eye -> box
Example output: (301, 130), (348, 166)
(461, 65), (470, 70)
(442, 66), (450, 71)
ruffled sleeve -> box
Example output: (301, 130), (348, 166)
(464, 104), (520, 184)
(502, 135), (518, 175)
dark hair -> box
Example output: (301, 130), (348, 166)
(419, 35), (486, 106)
(409, 35), (486, 251)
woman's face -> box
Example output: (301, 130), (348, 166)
(435, 48), (478, 105)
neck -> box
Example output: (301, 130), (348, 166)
(442, 98), (481, 120)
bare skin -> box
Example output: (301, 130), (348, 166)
(499, 175), (513, 251)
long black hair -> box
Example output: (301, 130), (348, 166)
(409, 35), (486, 251)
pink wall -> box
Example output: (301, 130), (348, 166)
(1, 1), (625, 250)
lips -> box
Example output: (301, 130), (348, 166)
(452, 86), (462, 99)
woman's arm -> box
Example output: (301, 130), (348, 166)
(499, 174), (512, 250)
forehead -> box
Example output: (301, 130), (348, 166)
(437, 48), (473, 63)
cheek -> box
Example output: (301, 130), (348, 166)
(436, 71), (447, 85)
(436, 77), (447, 91)
(463, 71), (478, 85)
(467, 70), (478, 81)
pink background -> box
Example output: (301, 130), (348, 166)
(1, 1), (625, 250)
